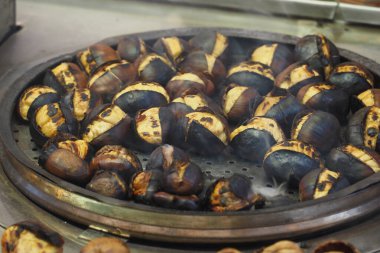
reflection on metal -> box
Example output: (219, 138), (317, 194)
(339, 3), (380, 25)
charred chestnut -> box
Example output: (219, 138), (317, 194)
(80, 237), (130, 253)
(352, 89), (380, 112)
(86, 170), (129, 199)
(153, 192), (200, 210)
(113, 81), (170, 116)
(251, 43), (294, 76)
(117, 37), (147, 63)
(88, 60), (137, 102)
(226, 61), (274, 96)
(77, 43), (120, 75)
(291, 110), (340, 153)
(263, 140), (323, 188)
(313, 240), (360, 253)
(18, 85), (60, 121)
(328, 61), (374, 96)
(43, 62), (88, 94)
(136, 53), (176, 85)
(129, 170), (163, 204)
(326, 144), (380, 184)
(230, 116), (285, 163)
(188, 31), (229, 61)
(166, 72), (215, 99)
(146, 144), (189, 172)
(299, 168), (350, 201)
(1, 221), (64, 253)
(153, 36), (190, 65)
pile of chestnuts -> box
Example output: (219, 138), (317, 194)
(16, 30), (380, 212)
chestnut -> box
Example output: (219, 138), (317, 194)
(347, 106), (380, 152)
(291, 110), (340, 153)
(18, 85), (60, 121)
(352, 89), (380, 112)
(326, 144), (380, 184)
(295, 34), (340, 77)
(136, 53), (176, 85)
(299, 168), (350, 201)
(257, 241), (304, 253)
(263, 140), (323, 188)
(188, 31), (229, 61)
(230, 116), (285, 163)
(250, 43), (294, 76)
(113, 81), (170, 116)
(117, 36), (147, 63)
(328, 61), (374, 96)
(226, 61), (274, 96)
(146, 144), (189, 172)
(296, 83), (349, 124)
(43, 62), (88, 94)
(1, 221), (64, 253)
(88, 60), (137, 102)
(80, 237), (130, 253)
(153, 36), (190, 65)
(166, 72), (215, 98)
(77, 43), (120, 75)
(153, 192), (200, 210)
(217, 248), (241, 253)
(86, 170), (129, 199)
(82, 104), (131, 148)
(313, 240), (360, 253)
(30, 102), (79, 146)
(222, 84), (262, 124)
(129, 170), (163, 204)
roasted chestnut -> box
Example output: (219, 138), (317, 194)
(352, 89), (380, 112)
(82, 104), (131, 148)
(206, 173), (264, 212)
(165, 72), (215, 98)
(296, 83), (349, 123)
(257, 241), (304, 253)
(299, 168), (350, 201)
(313, 240), (360, 253)
(188, 31), (229, 61)
(328, 61), (374, 96)
(146, 144), (189, 172)
(18, 85), (60, 121)
(88, 60), (137, 102)
(113, 81), (170, 116)
(117, 36), (147, 63)
(153, 192), (200, 210)
(80, 237), (130, 253)
(250, 43), (294, 76)
(136, 53), (176, 85)
(1, 221), (64, 253)
(217, 248), (242, 253)
(291, 110), (340, 153)
(230, 116), (285, 163)
(274, 62), (323, 96)
(326, 144), (380, 184)
(129, 170), (163, 204)
(77, 43), (120, 75)
(222, 84), (262, 123)
(226, 61), (274, 96)
(43, 62), (88, 94)
(263, 140), (323, 188)
(295, 34), (340, 77)
(30, 102), (79, 146)
(86, 170), (129, 199)
(153, 36), (190, 65)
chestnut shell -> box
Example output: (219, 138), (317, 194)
(136, 53), (176, 85)
(129, 170), (163, 204)
(117, 37), (147, 63)
(153, 192), (200, 210)
(86, 170), (129, 199)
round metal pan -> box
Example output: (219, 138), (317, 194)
(1, 28), (380, 243)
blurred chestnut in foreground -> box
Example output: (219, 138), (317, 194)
(146, 144), (189, 172)
(130, 170), (163, 204)
(1, 221), (64, 253)
(189, 31), (229, 61)
(226, 61), (274, 96)
(18, 85), (60, 121)
(113, 81), (170, 116)
(328, 62), (374, 96)
(43, 62), (88, 94)
(217, 248), (242, 253)
(77, 43), (120, 75)
(86, 170), (129, 199)
(80, 237), (130, 253)
(136, 53), (176, 85)
(299, 168), (350, 201)
(251, 43), (294, 76)
(326, 144), (380, 184)
(153, 36), (190, 65)
(117, 37), (147, 62)
(256, 240), (304, 253)
(166, 72), (215, 98)
(313, 240), (360, 253)
(153, 192), (200, 210)
(263, 140), (323, 188)
(352, 89), (380, 112)
(230, 117), (285, 163)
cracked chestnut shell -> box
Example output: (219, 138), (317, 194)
(153, 36), (191, 65)
(230, 116), (285, 163)
(77, 43), (120, 75)
(88, 60), (137, 102)
(80, 237), (130, 253)
(352, 89), (380, 112)
(113, 81), (170, 116)
(291, 110), (340, 154)
(347, 106), (380, 152)
(166, 72), (215, 99)
(263, 140), (323, 188)
(43, 62), (88, 94)
(18, 85), (60, 121)
(326, 144), (380, 184)
(296, 83), (349, 124)
(313, 240), (360, 253)
(136, 53), (176, 85)
(299, 168), (350, 201)
(30, 102), (79, 146)
(86, 170), (129, 199)
(129, 170), (163, 204)
(251, 43), (294, 76)
(1, 221), (64, 253)
(295, 34), (340, 77)
(153, 192), (201, 210)
(328, 61), (374, 96)
(188, 31), (229, 62)
(117, 37), (147, 63)
(226, 61), (274, 96)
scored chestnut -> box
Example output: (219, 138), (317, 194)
(153, 192), (201, 210)
(166, 72), (215, 99)
(136, 53), (176, 85)
(352, 89), (380, 112)
(188, 31), (229, 61)
(18, 85), (60, 121)
(129, 170), (163, 204)
(80, 237), (130, 253)
(313, 240), (360, 253)
(117, 36), (147, 63)
(86, 170), (129, 199)
(153, 36), (190, 65)
(230, 116), (285, 163)
(146, 144), (189, 172)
